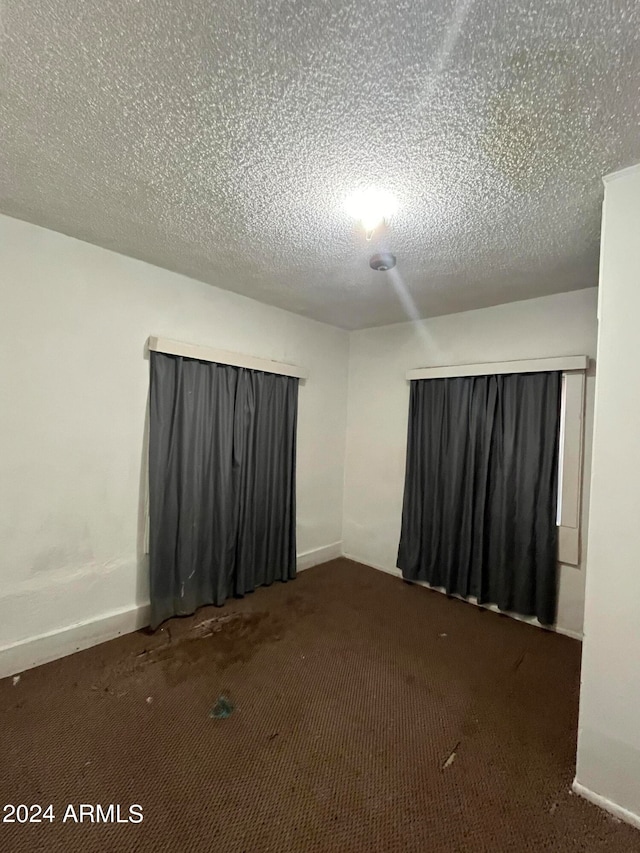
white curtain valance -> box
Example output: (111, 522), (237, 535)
(148, 336), (309, 380)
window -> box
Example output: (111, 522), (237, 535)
(405, 356), (588, 568)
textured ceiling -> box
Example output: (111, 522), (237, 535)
(1, 1), (639, 329)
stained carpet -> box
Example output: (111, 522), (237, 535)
(1, 558), (638, 852)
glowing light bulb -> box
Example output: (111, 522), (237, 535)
(344, 186), (398, 239)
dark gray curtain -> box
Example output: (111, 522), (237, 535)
(397, 371), (561, 625)
(148, 351), (297, 629)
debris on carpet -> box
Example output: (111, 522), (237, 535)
(210, 695), (235, 719)
(442, 741), (460, 770)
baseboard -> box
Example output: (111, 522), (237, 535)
(552, 625), (584, 641)
(342, 553), (583, 641)
(297, 541), (343, 572)
(572, 779), (640, 831)
(0, 603), (151, 681)
(342, 553), (402, 577)
(0, 542), (344, 680)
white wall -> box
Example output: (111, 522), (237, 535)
(575, 165), (640, 826)
(342, 288), (598, 639)
(0, 210), (599, 680)
(0, 214), (348, 674)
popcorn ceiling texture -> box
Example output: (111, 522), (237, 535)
(0, 0), (639, 329)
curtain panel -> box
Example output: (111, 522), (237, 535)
(148, 351), (298, 629)
(397, 371), (561, 624)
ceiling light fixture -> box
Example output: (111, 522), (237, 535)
(344, 186), (398, 240)
(369, 253), (397, 271)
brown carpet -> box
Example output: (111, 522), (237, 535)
(1, 558), (638, 852)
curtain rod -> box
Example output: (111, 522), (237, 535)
(148, 336), (309, 380)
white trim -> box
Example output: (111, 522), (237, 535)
(602, 162), (640, 185)
(297, 541), (342, 572)
(557, 371), (586, 566)
(550, 623), (583, 642)
(0, 543), (343, 678)
(572, 779), (640, 831)
(558, 525), (580, 567)
(148, 336), (309, 380)
(343, 553), (401, 578)
(406, 355), (588, 381)
(342, 554), (583, 641)
(0, 603), (151, 681)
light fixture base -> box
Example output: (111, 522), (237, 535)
(369, 253), (396, 271)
